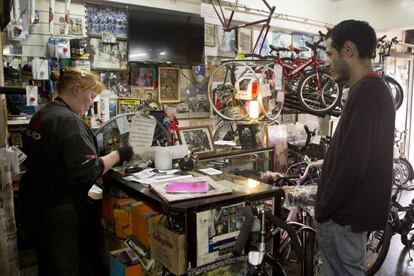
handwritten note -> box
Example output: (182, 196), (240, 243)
(129, 114), (157, 150)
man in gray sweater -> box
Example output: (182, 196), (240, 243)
(315, 20), (395, 275)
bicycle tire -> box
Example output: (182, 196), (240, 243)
(258, 65), (284, 121)
(385, 75), (403, 110)
(212, 120), (239, 153)
(399, 157), (414, 181)
(365, 222), (393, 276)
(207, 61), (257, 120)
(297, 71), (342, 114)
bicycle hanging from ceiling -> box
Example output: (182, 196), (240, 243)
(208, 0), (276, 54)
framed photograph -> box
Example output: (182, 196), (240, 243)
(158, 67), (180, 103)
(205, 23), (216, 47)
(217, 28), (236, 57)
(59, 16), (83, 35)
(89, 38), (127, 70)
(178, 126), (215, 155)
(117, 98), (142, 114)
(237, 28), (252, 53)
(85, 4), (127, 38)
(102, 32), (117, 44)
(237, 124), (258, 149)
(131, 63), (154, 88)
(99, 71), (130, 98)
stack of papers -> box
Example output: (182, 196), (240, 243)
(123, 168), (193, 187)
(150, 176), (232, 203)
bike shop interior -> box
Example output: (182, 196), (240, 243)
(0, 0), (414, 275)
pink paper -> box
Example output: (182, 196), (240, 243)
(166, 181), (209, 193)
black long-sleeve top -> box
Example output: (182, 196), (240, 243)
(315, 73), (395, 232)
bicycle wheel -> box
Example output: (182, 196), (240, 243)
(207, 61), (258, 120)
(365, 222), (393, 276)
(395, 159), (411, 187)
(212, 120), (239, 152)
(399, 157), (414, 181)
(393, 161), (406, 188)
(297, 71), (342, 114)
(258, 65), (284, 121)
(94, 112), (170, 155)
(385, 75), (403, 110)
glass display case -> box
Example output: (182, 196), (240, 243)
(197, 147), (274, 180)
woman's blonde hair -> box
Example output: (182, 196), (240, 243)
(55, 67), (105, 96)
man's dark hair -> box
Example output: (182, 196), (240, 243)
(326, 20), (377, 59)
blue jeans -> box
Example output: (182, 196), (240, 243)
(315, 220), (367, 276)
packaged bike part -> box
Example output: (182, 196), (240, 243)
(282, 185), (318, 216)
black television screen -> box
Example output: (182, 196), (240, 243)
(128, 6), (204, 64)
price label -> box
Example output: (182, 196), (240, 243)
(276, 90), (285, 103)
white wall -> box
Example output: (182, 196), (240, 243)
(333, 0), (414, 31)
(3, 0), (85, 57)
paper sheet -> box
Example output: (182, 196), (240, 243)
(129, 115), (157, 150)
(116, 116), (131, 135)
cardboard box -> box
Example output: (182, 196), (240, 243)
(114, 208), (132, 239)
(130, 202), (161, 248)
(110, 248), (142, 276)
(150, 218), (186, 275)
(102, 192), (135, 225)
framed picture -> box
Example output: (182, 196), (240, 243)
(158, 67), (180, 103)
(205, 23), (216, 47)
(178, 126), (215, 155)
(90, 38), (127, 70)
(237, 124), (258, 149)
(237, 28), (252, 53)
(99, 71), (130, 98)
(217, 28), (236, 57)
(117, 98), (142, 114)
(59, 16), (83, 35)
(85, 4), (127, 38)
(131, 63), (154, 88)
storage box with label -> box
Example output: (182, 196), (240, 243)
(149, 218), (186, 275)
(131, 202), (161, 249)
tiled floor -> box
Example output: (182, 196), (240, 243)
(376, 187), (414, 276)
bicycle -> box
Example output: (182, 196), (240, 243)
(232, 201), (306, 276)
(239, 159), (324, 276)
(208, 0), (276, 54)
(250, 31), (342, 115)
(393, 129), (414, 190)
(374, 35), (404, 110)
(364, 186), (414, 275)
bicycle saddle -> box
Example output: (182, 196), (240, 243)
(288, 45), (309, 54)
(269, 44), (290, 52)
(305, 41), (326, 51)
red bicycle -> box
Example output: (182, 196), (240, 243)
(250, 31), (342, 115)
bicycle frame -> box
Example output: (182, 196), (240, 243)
(209, 0), (276, 54)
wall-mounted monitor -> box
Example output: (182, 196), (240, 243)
(128, 6), (204, 65)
